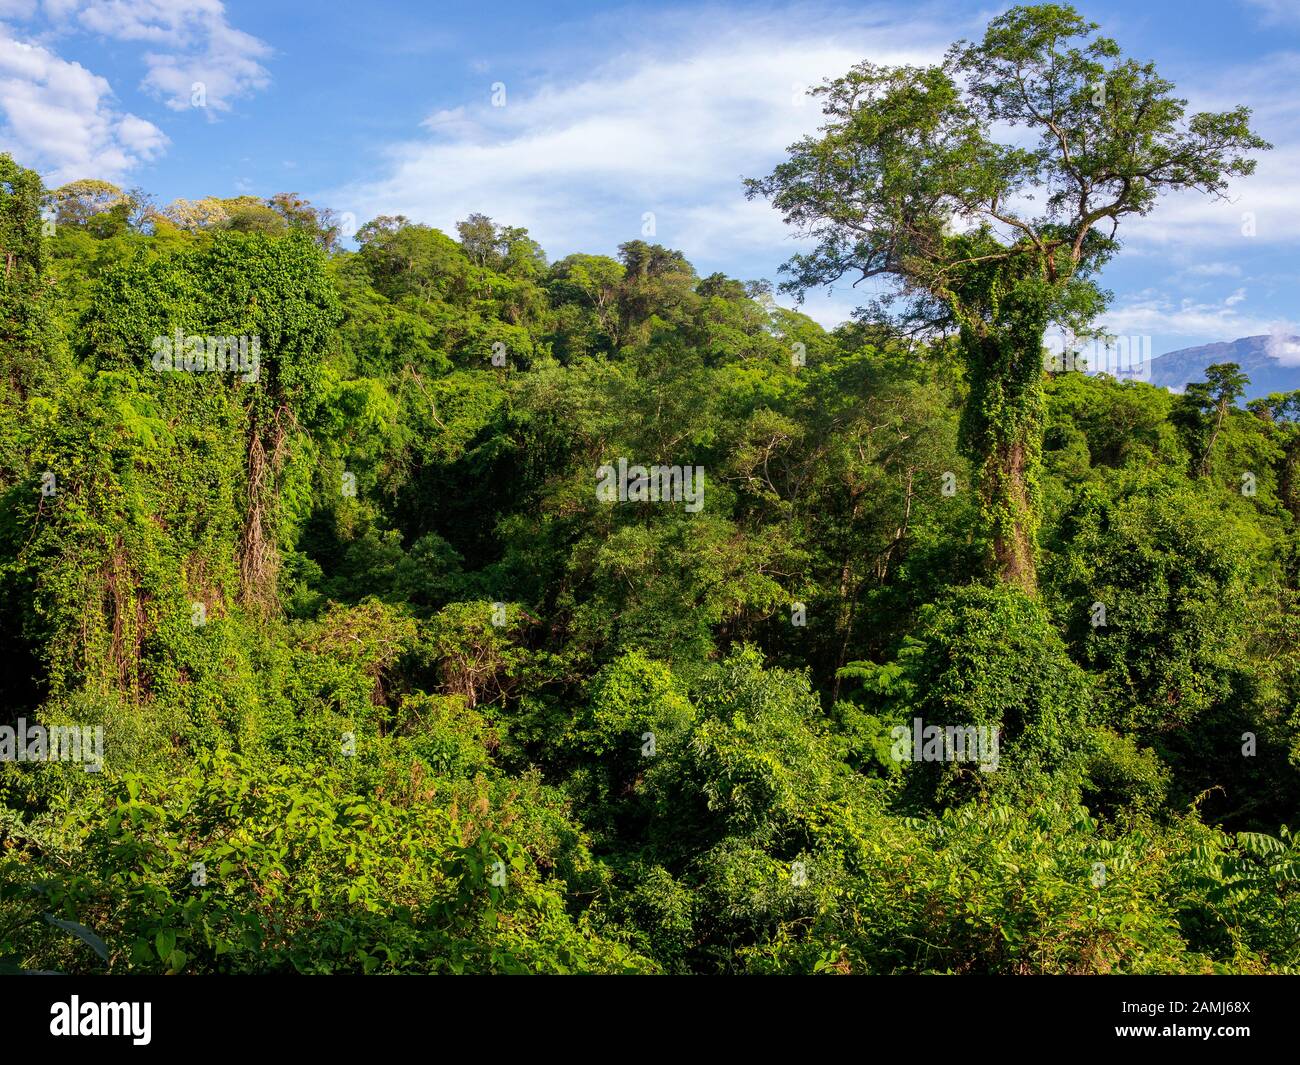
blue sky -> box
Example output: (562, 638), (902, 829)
(1, 0), (1297, 359)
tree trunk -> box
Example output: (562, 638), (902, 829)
(960, 325), (1045, 595)
(987, 439), (1038, 591)
(238, 414), (284, 612)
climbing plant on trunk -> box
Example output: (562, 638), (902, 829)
(746, 3), (1269, 591)
(0, 155), (66, 428)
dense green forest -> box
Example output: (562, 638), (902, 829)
(1, 5), (1298, 975)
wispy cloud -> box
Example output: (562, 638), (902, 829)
(1117, 51), (1300, 249)
(1243, 0), (1300, 28)
(1102, 288), (1286, 341)
(60, 0), (272, 111)
(1184, 262), (1243, 278)
(334, 8), (959, 272)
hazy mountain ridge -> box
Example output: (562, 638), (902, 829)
(1143, 334), (1300, 399)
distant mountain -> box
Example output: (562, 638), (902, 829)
(1143, 335), (1300, 400)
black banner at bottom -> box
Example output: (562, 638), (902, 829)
(0, 974), (1293, 1053)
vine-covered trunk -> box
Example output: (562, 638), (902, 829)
(985, 437), (1037, 590)
(960, 322), (1046, 595)
(238, 414), (285, 611)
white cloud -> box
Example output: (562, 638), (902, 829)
(334, 11), (958, 271)
(0, 28), (166, 182)
(1101, 289), (1280, 341)
(51, 0), (272, 111)
(1117, 144), (1300, 249)
(0, 0), (270, 183)
(1268, 323), (1300, 366)
(1184, 262), (1242, 278)
(73, 0), (225, 42)
(1119, 51), (1300, 249)
(116, 109), (166, 152)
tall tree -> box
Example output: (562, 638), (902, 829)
(1175, 362), (1250, 478)
(746, 3), (1269, 590)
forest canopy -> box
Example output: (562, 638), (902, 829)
(0, 4), (1297, 976)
